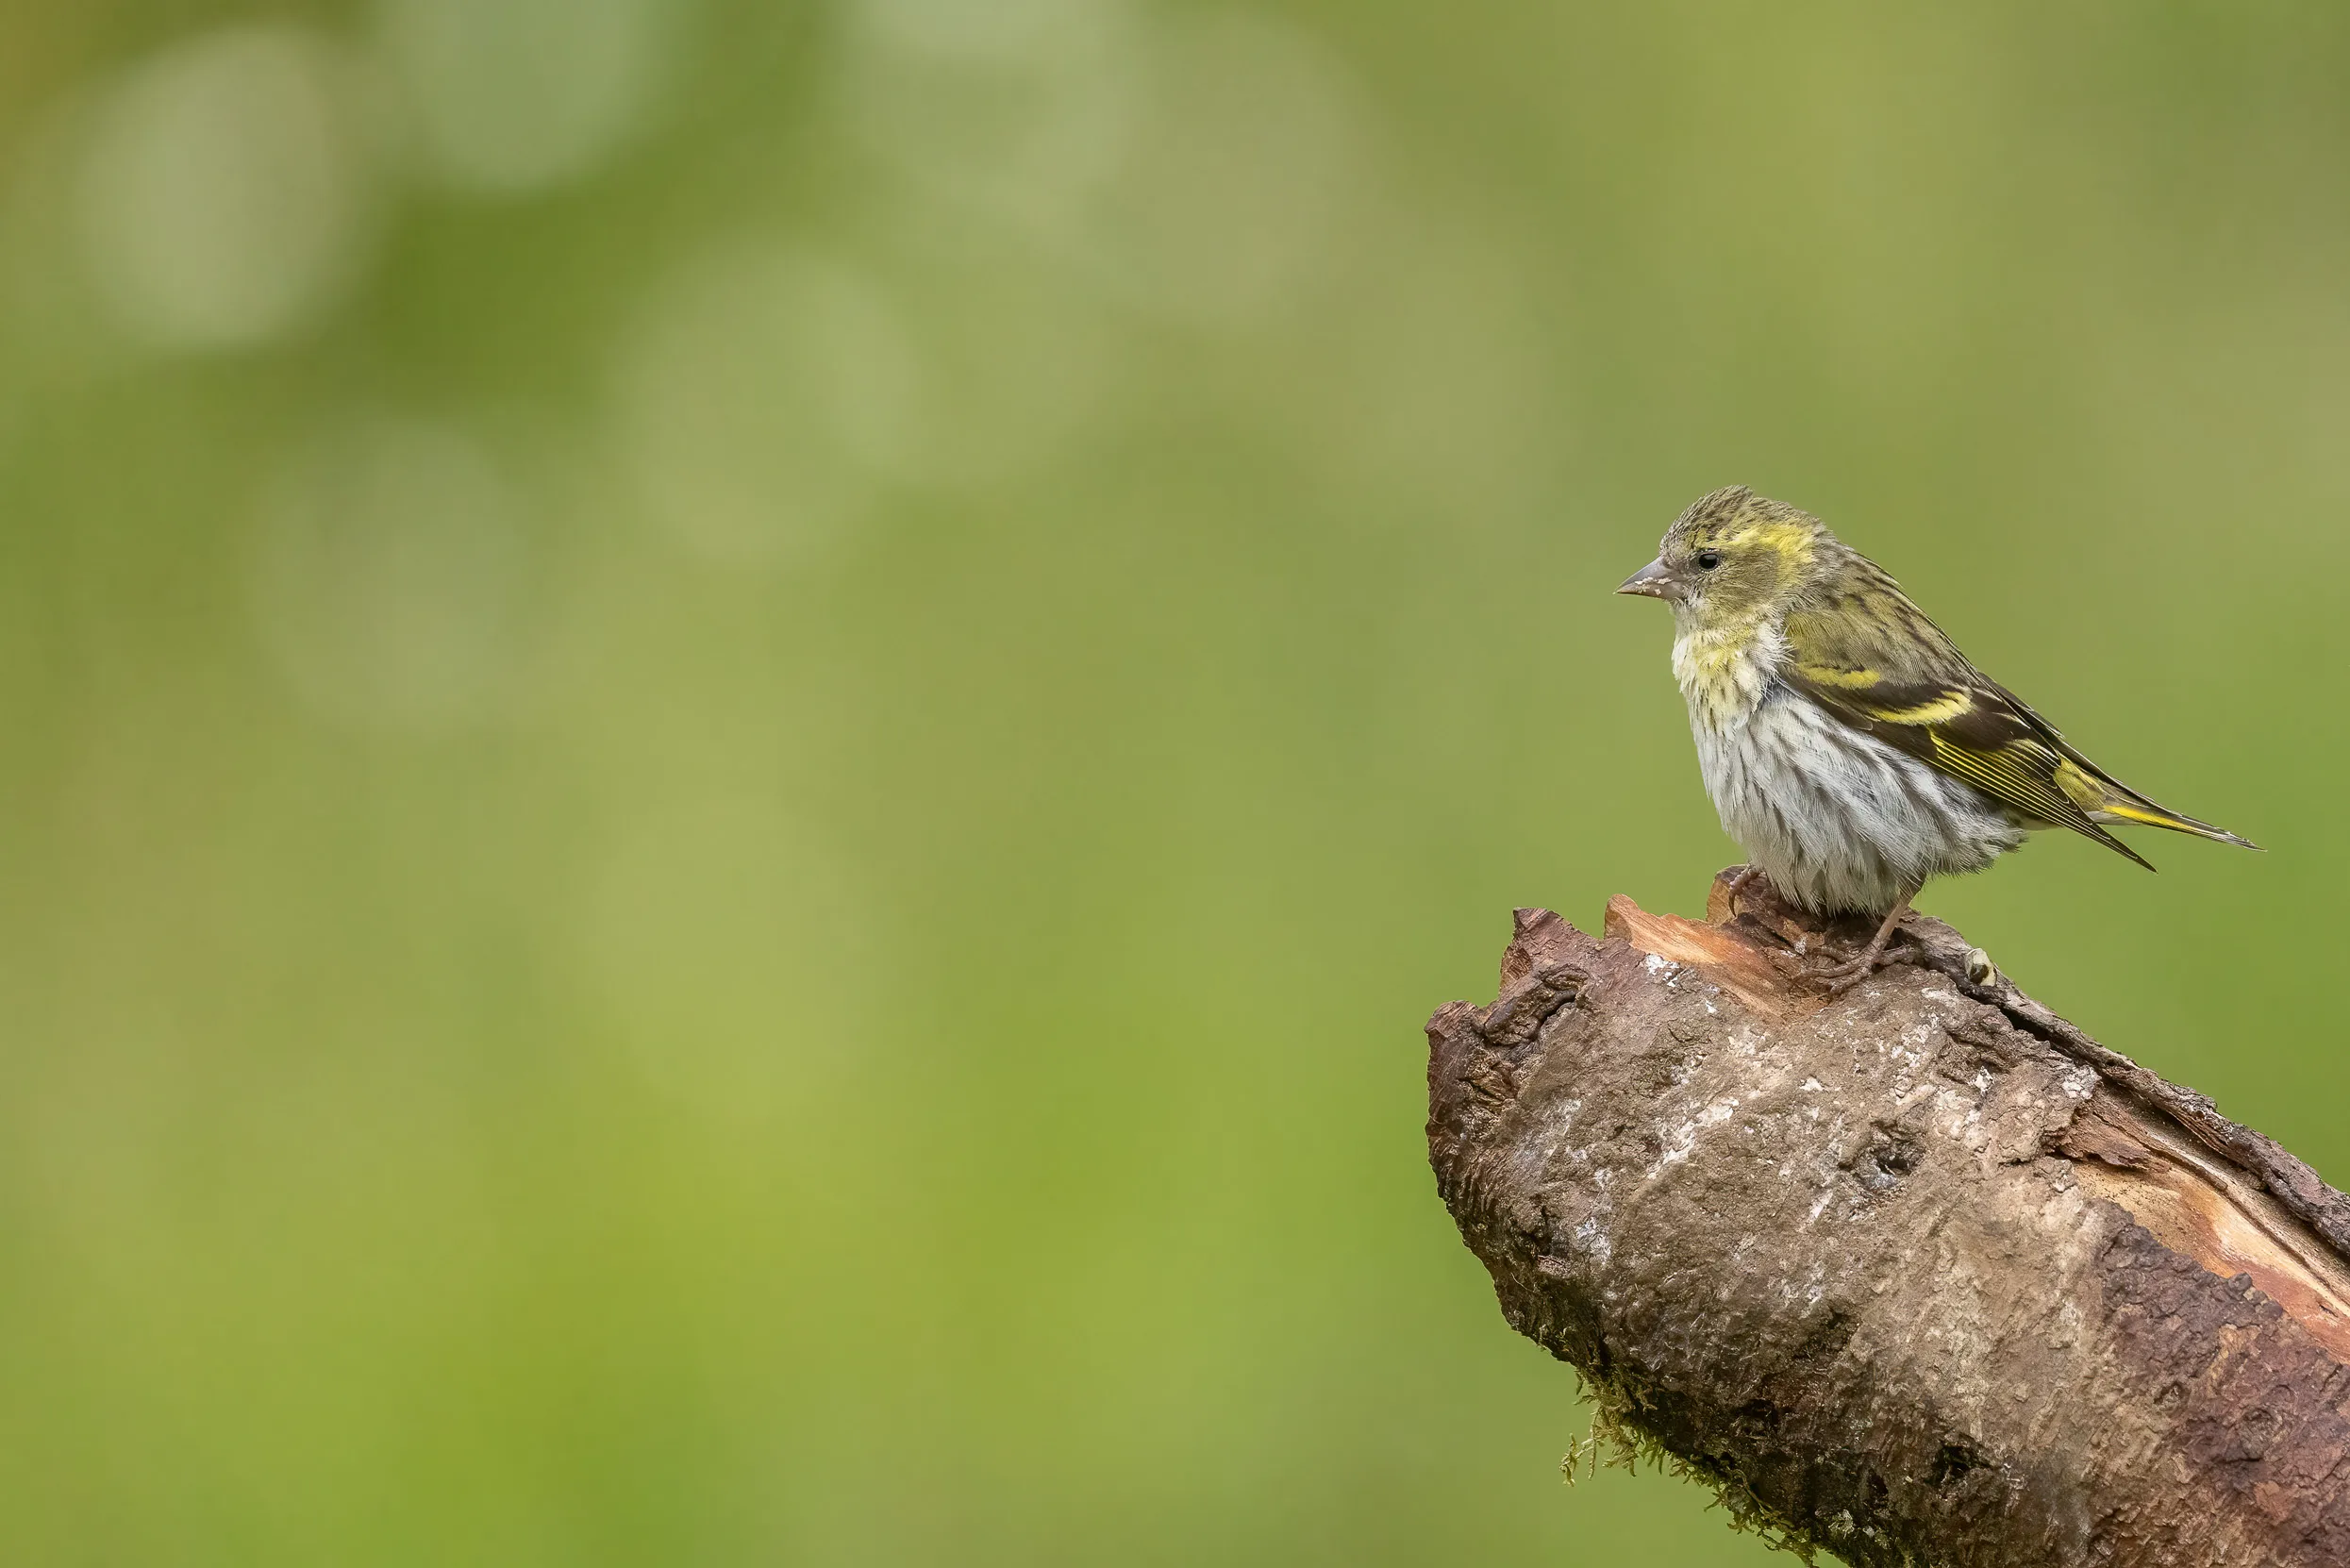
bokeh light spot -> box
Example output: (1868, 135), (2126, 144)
(75, 25), (375, 351)
(373, 0), (679, 194)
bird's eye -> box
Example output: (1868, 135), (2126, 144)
(1694, 549), (1723, 571)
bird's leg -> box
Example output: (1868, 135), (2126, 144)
(1817, 885), (1920, 991)
(1721, 863), (1767, 905)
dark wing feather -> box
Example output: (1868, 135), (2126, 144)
(1779, 586), (2157, 871)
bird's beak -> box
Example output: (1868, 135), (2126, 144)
(1615, 558), (1676, 600)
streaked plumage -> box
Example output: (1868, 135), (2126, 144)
(1618, 487), (2253, 973)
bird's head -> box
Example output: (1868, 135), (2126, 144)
(1616, 485), (1829, 627)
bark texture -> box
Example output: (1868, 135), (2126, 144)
(1426, 870), (2350, 1567)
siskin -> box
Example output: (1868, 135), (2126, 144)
(1618, 486), (2256, 984)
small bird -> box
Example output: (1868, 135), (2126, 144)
(1618, 486), (2256, 984)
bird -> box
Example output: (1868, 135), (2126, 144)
(1616, 485), (2256, 986)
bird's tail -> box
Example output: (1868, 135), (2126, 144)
(2055, 759), (2259, 849)
(2092, 796), (2259, 849)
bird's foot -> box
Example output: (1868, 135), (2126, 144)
(1815, 939), (1899, 993)
(1814, 894), (1919, 994)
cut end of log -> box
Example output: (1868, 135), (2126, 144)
(1602, 892), (1808, 1018)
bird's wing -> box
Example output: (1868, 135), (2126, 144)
(1778, 604), (2157, 870)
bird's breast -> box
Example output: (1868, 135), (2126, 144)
(1672, 620), (1782, 734)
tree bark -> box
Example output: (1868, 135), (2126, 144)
(1425, 869), (2350, 1567)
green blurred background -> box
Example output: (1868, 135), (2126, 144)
(0, 1), (2341, 1561)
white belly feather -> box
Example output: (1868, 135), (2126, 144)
(1674, 626), (2025, 914)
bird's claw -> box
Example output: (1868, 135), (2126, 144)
(1813, 928), (1911, 993)
(1819, 962), (1880, 995)
(1716, 864), (1777, 924)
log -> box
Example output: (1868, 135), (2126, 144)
(1425, 869), (2350, 1567)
